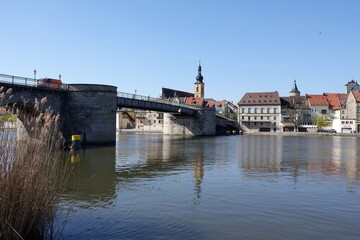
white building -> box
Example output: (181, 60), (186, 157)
(238, 92), (282, 132)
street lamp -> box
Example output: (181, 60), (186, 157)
(59, 74), (61, 80)
(33, 69), (37, 80)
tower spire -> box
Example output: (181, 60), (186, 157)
(290, 80), (300, 97)
(194, 62), (204, 98)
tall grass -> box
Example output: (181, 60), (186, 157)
(0, 87), (70, 239)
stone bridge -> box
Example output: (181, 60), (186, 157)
(0, 74), (239, 144)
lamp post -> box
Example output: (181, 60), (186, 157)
(33, 69), (37, 85)
(59, 74), (61, 80)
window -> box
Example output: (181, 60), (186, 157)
(254, 108), (258, 113)
(261, 116), (263, 120)
(254, 122), (257, 125)
(248, 108), (252, 113)
(321, 109), (327, 114)
(254, 117), (257, 120)
(274, 108), (277, 113)
(267, 116), (270, 120)
(261, 108), (264, 113)
(242, 116), (245, 120)
(342, 121), (345, 124)
(242, 108), (245, 113)
(267, 108), (271, 113)
(274, 116), (277, 120)
(350, 121), (353, 124)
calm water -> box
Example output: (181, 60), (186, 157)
(61, 133), (360, 240)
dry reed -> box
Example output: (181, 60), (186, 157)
(0, 87), (70, 239)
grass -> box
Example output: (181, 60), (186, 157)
(0, 87), (70, 240)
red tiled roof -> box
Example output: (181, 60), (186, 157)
(352, 91), (360, 102)
(323, 93), (342, 110)
(338, 93), (348, 102)
(238, 92), (280, 106)
(205, 99), (224, 108)
(184, 97), (204, 106)
(306, 94), (329, 106)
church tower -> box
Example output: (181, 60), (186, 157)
(289, 80), (300, 97)
(194, 63), (204, 98)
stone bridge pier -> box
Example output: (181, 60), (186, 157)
(64, 84), (117, 145)
(163, 107), (216, 136)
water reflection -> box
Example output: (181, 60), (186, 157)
(63, 146), (116, 208)
(62, 134), (360, 210)
(238, 135), (282, 176)
(237, 135), (360, 189)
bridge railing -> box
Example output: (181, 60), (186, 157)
(117, 91), (199, 110)
(0, 74), (68, 90)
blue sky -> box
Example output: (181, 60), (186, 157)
(1, 0), (359, 102)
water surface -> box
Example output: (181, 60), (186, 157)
(61, 133), (360, 240)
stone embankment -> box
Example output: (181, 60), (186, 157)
(243, 132), (360, 137)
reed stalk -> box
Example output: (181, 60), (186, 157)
(0, 87), (70, 240)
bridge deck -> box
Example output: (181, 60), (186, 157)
(117, 92), (198, 115)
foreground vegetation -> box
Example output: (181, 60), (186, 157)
(0, 87), (70, 239)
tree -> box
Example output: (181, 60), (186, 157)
(0, 112), (16, 123)
(314, 117), (330, 131)
(287, 108), (306, 132)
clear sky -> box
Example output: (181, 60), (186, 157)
(1, 0), (359, 103)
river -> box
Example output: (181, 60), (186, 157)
(60, 133), (360, 240)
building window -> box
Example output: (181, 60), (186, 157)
(242, 116), (245, 120)
(267, 108), (271, 113)
(261, 108), (264, 113)
(342, 121), (345, 124)
(274, 108), (277, 113)
(261, 116), (263, 120)
(321, 109), (327, 114)
(274, 116), (277, 120)
(242, 108), (245, 113)
(254, 117), (257, 120)
(267, 116), (270, 120)
(248, 108), (252, 113)
(350, 121), (353, 124)
(254, 108), (258, 113)
(254, 122), (257, 125)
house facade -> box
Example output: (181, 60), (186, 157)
(238, 92), (282, 132)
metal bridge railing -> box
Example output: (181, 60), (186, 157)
(117, 91), (199, 110)
(0, 73), (68, 90)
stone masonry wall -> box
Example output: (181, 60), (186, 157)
(163, 107), (216, 136)
(65, 84), (117, 144)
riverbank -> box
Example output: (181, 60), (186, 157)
(243, 131), (360, 137)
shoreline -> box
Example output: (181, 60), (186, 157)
(242, 131), (360, 137)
